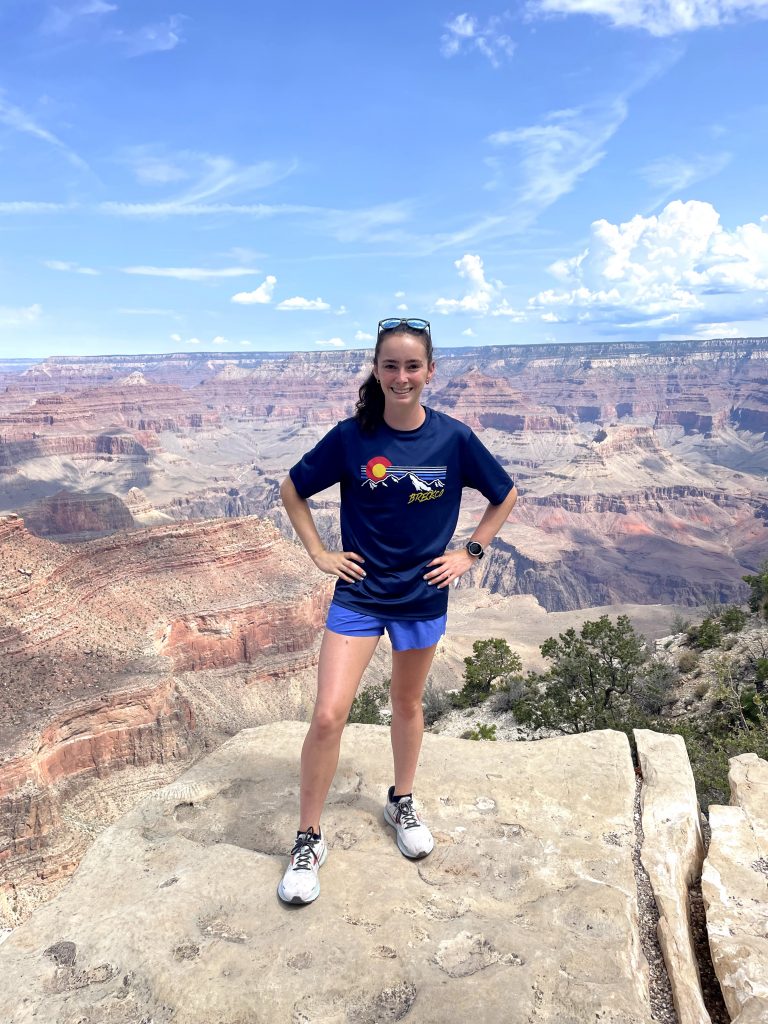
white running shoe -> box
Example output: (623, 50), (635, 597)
(277, 828), (327, 904)
(384, 787), (434, 859)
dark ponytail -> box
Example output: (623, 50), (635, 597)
(355, 372), (385, 433)
(355, 324), (434, 434)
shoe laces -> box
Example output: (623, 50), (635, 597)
(395, 797), (420, 830)
(290, 830), (320, 871)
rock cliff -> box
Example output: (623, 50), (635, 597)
(0, 723), (762, 1024)
(0, 514), (332, 922)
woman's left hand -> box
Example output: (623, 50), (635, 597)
(424, 549), (476, 589)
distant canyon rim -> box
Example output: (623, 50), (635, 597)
(1, 336), (766, 929)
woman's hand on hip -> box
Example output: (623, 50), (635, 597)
(424, 549), (475, 589)
(312, 549), (366, 583)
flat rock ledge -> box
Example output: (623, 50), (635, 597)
(1, 723), (654, 1024)
(3, 725), (764, 1024)
(702, 752), (768, 1024)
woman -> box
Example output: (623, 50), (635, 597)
(278, 317), (517, 904)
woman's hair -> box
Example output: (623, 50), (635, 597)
(355, 324), (434, 433)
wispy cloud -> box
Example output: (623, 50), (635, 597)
(118, 307), (177, 315)
(107, 15), (185, 57)
(354, 330), (374, 342)
(528, 0), (768, 36)
(231, 275), (277, 305)
(44, 259), (99, 275)
(0, 304), (42, 327)
(277, 296), (331, 311)
(0, 201), (75, 214)
(0, 92), (90, 172)
(440, 12), (515, 67)
(42, 1), (117, 34)
(315, 337), (345, 347)
(122, 265), (260, 281)
(639, 151), (732, 206)
(487, 100), (628, 214)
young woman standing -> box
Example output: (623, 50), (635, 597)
(278, 318), (517, 904)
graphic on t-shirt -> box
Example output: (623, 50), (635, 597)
(361, 456), (446, 501)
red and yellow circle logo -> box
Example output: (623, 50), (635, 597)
(365, 455), (392, 481)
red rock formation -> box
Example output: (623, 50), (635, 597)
(0, 514), (331, 909)
(22, 489), (136, 539)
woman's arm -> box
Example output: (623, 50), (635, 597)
(424, 485), (518, 589)
(280, 476), (366, 583)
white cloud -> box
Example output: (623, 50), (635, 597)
(44, 259), (99, 275)
(396, 303), (408, 312)
(0, 201), (73, 213)
(435, 254), (499, 314)
(529, 0), (768, 36)
(461, 327), (476, 337)
(394, 290), (406, 299)
(109, 150), (300, 216)
(315, 337), (345, 347)
(487, 101), (628, 217)
(42, 1), (117, 34)
(491, 301), (526, 320)
(239, 339), (252, 346)
(277, 296), (331, 311)
(530, 200), (768, 327)
(354, 330), (374, 342)
(170, 333), (182, 342)
(231, 275), (277, 305)
(0, 304), (42, 327)
(335, 304), (348, 315)
(211, 336), (228, 345)
(108, 15), (185, 56)
(0, 92), (90, 172)
(123, 265), (260, 281)
(187, 337), (201, 344)
(440, 13), (515, 67)
(639, 152), (731, 198)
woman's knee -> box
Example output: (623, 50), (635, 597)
(310, 704), (348, 740)
(390, 692), (424, 719)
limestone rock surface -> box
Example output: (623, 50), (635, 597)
(702, 753), (768, 1024)
(0, 722), (654, 1024)
(634, 729), (709, 1024)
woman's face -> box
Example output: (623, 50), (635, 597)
(375, 332), (435, 409)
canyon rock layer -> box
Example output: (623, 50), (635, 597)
(0, 513), (331, 926)
(1, 338), (764, 610)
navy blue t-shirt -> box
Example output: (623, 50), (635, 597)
(289, 407), (514, 620)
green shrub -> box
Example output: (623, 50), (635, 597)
(693, 681), (710, 699)
(463, 723), (497, 741)
(348, 682), (389, 725)
(696, 617), (723, 650)
(720, 606), (747, 633)
(452, 638), (522, 709)
(743, 560), (768, 618)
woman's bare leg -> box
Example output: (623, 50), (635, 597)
(299, 629), (380, 832)
(389, 643), (438, 796)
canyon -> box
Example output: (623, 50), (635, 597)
(1, 336), (766, 940)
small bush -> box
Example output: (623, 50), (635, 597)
(697, 618), (723, 649)
(720, 606), (747, 633)
(693, 681), (710, 699)
(463, 723), (497, 741)
(669, 612), (691, 635)
(677, 650), (699, 674)
(348, 682), (389, 725)
(422, 679), (450, 727)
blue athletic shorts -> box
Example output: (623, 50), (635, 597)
(325, 601), (447, 652)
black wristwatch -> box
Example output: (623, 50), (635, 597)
(465, 540), (485, 560)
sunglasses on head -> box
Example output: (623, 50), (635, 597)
(377, 318), (431, 338)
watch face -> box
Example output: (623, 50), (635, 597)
(467, 541), (483, 557)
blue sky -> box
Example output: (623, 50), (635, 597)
(1, 0), (767, 357)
